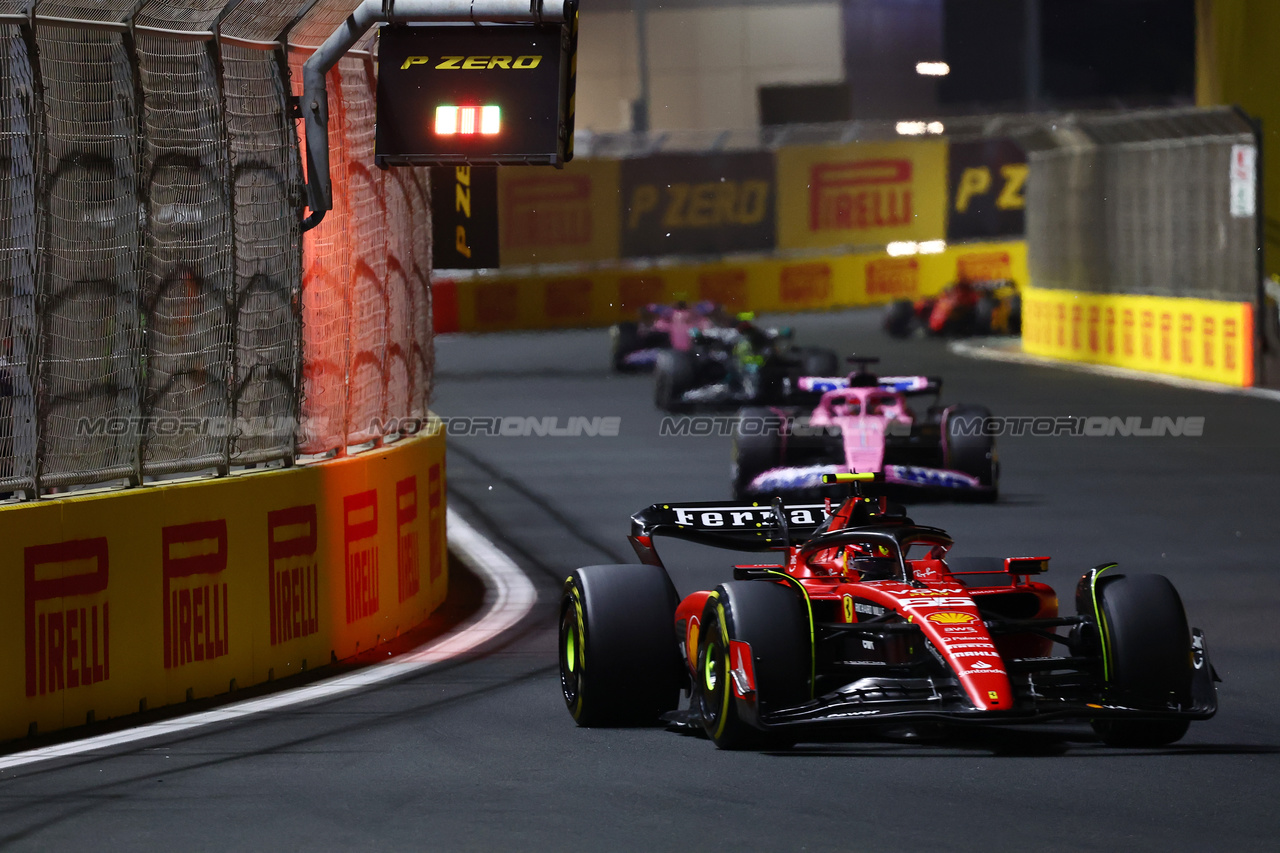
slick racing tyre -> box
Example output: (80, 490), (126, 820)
(974, 295), (996, 335)
(883, 300), (917, 338)
(560, 565), (684, 727)
(942, 404), (998, 502)
(1088, 573), (1193, 747)
(695, 581), (810, 750)
(609, 322), (640, 372)
(799, 347), (839, 378)
(1006, 294), (1022, 334)
(654, 349), (697, 411)
(731, 407), (784, 500)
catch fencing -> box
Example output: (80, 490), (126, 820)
(1020, 106), (1258, 303)
(0, 0), (433, 498)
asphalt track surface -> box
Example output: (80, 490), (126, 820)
(1, 308), (1278, 851)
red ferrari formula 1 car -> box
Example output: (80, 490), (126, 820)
(883, 278), (1022, 338)
(559, 475), (1217, 750)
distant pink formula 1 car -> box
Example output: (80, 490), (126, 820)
(609, 301), (727, 372)
(731, 358), (997, 501)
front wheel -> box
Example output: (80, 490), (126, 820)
(973, 295), (996, 334)
(883, 300), (917, 338)
(696, 581), (810, 750)
(943, 404), (998, 501)
(1005, 294), (1022, 334)
(1088, 573), (1194, 747)
(560, 565), (683, 726)
(610, 322), (640, 372)
(654, 349), (698, 411)
(731, 407), (785, 500)
(799, 347), (839, 377)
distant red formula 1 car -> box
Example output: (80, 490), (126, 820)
(883, 278), (1022, 338)
(558, 475), (1218, 750)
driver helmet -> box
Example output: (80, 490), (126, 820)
(848, 542), (897, 580)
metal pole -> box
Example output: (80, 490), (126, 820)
(633, 0), (650, 133)
(1252, 114), (1265, 386)
(1025, 0), (1041, 111)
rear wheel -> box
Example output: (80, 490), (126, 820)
(1089, 573), (1193, 747)
(560, 565), (683, 726)
(883, 300), (917, 338)
(973, 295), (996, 334)
(799, 347), (839, 377)
(610, 322), (640, 372)
(1006, 294), (1022, 334)
(731, 407), (785, 500)
(943, 404), (998, 501)
(696, 581), (810, 750)
(654, 349), (698, 411)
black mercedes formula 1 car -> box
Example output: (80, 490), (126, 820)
(558, 475), (1217, 750)
(653, 318), (838, 412)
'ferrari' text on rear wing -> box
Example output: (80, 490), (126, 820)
(629, 500), (831, 561)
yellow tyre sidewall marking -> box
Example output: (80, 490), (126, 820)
(569, 587), (587, 718)
(713, 602), (732, 741)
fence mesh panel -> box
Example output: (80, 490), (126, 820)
(36, 25), (143, 488)
(222, 38), (303, 463)
(340, 55), (388, 445)
(221, 1), (305, 41)
(293, 50), (350, 455)
(135, 29), (234, 475)
(1022, 107), (1257, 302)
(408, 167), (433, 420)
(0, 2), (438, 492)
(384, 169), (415, 425)
(0, 23), (38, 493)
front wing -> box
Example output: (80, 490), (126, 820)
(670, 629), (1217, 733)
(747, 464), (988, 495)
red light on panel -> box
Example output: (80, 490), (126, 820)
(434, 106), (501, 136)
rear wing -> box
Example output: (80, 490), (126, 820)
(628, 500), (831, 564)
(796, 375), (942, 396)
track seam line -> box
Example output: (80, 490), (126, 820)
(950, 338), (1280, 401)
(0, 508), (535, 771)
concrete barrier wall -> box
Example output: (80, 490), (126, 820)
(434, 240), (1029, 333)
(1022, 286), (1255, 386)
(0, 428), (447, 742)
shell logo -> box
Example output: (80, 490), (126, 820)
(927, 611), (976, 624)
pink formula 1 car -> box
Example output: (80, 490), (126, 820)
(609, 301), (728, 372)
(731, 358), (997, 501)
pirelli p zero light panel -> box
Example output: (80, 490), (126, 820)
(376, 23), (576, 167)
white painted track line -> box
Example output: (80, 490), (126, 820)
(0, 507), (536, 771)
(950, 338), (1280, 402)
